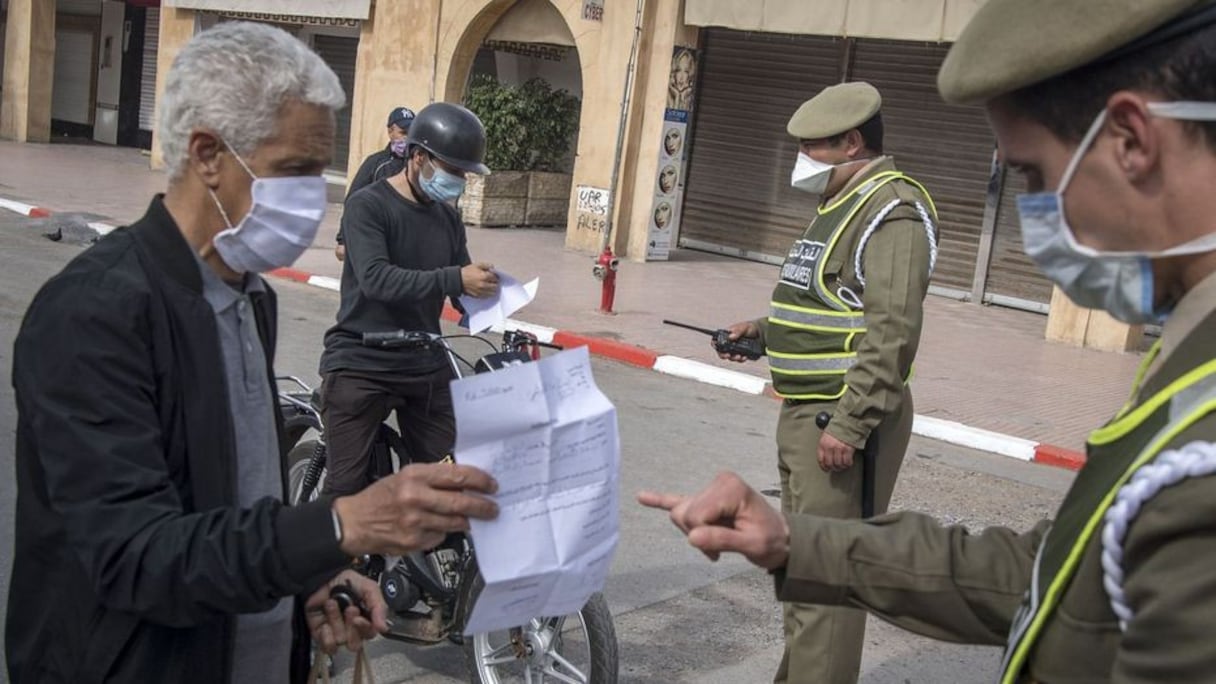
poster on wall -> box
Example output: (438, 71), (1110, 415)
(646, 46), (697, 261)
(576, 184), (610, 236)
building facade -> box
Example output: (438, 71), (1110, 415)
(0, 0), (1137, 349)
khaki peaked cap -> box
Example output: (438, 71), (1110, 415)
(787, 82), (882, 140)
(939, 0), (1212, 103)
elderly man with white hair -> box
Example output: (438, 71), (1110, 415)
(7, 22), (499, 684)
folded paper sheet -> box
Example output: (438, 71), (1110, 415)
(458, 271), (539, 334)
(452, 346), (620, 635)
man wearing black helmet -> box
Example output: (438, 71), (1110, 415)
(318, 102), (501, 497)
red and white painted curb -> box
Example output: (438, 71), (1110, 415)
(268, 267), (1085, 470)
(2, 198), (1086, 471)
(0, 198), (53, 219)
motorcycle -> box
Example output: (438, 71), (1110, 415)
(277, 329), (619, 684)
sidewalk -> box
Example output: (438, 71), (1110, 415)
(1, 141), (1146, 460)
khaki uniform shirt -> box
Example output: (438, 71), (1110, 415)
(773, 274), (1216, 682)
(760, 157), (934, 449)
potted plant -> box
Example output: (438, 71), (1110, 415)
(461, 74), (580, 228)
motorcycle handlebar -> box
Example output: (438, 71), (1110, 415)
(360, 329), (564, 353)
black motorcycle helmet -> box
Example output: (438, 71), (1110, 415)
(406, 102), (490, 175)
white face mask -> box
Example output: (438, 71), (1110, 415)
(790, 152), (835, 196)
(1016, 101), (1216, 324)
(209, 143), (327, 274)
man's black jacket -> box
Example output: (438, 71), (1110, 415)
(346, 144), (405, 200)
(7, 196), (349, 683)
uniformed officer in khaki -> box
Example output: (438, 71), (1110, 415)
(644, 1), (1216, 682)
(719, 82), (938, 683)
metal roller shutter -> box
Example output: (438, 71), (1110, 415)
(983, 170), (1053, 307)
(311, 34), (358, 173)
(52, 27), (95, 125)
(139, 7), (159, 132)
(848, 39), (993, 294)
(56, 0), (100, 15)
(680, 29), (845, 261)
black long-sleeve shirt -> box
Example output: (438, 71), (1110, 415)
(336, 145), (406, 245)
(320, 180), (471, 374)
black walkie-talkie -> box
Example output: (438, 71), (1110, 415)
(662, 320), (764, 360)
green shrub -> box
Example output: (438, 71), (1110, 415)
(464, 74), (581, 172)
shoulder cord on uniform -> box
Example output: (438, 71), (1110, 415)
(854, 199), (938, 289)
(1101, 440), (1216, 630)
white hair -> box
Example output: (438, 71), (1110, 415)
(159, 21), (346, 180)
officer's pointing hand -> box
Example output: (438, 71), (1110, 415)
(638, 471), (790, 570)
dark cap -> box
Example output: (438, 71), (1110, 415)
(938, 0), (1213, 104)
(387, 106), (416, 130)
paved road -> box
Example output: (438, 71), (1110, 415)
(0, 210), (1074, 682)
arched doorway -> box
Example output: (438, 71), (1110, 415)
(447, 0), (583, 229)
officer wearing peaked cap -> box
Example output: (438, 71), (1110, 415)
(641, 1), (1216, 682)
(719, 79), (939, 683)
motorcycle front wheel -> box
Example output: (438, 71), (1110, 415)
(287, 439), (327, 505)
(459, 571), (618, 684)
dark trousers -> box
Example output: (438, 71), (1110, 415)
(320, 366), (456, 497)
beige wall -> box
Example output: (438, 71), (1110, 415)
(148, 7), (196, 171)
(346, 0), (443, 180)
(434, 0), (648, 255)
(620, 0), (698, 260)
(345, 0), (681, 258)
(1, 0), (54, 143)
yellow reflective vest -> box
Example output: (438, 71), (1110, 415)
(766, 170), (936, 400)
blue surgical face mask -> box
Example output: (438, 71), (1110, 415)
(1016, 101), (1216, 324)
(390, 138), (408, 158)
(419, 158), (467, 204)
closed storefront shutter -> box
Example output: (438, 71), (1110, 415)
(848, 39), (993, 295)
(56, 0), (100, 15)
(680, 29), (845, 262)
(679, 30), (1054, 307)
(139, 7), (159, 133)
(52, 27), (95, 125)
(311, 34), (358, 173)
(984, 170), (1053, 307)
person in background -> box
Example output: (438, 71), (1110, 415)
(335, 106), (415, 261)
(717, 81), (938, 684)
(319, 102), (500, 500)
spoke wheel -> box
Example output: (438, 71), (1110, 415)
(462, 581), (617, 684)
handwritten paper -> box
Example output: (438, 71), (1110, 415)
(458, 271), (539, 334)
(452, 346), (619, 634)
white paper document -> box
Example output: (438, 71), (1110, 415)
(458, 271), (539, 334)
(452, 346), (620, 635)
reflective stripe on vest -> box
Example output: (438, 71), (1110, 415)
(769, 302), (866, 332)
(998, 344), (1216, 683)
(767, 351), (858, 373)
(766, 170), (933, 400)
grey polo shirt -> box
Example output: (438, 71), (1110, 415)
(195, 256), (293, 683)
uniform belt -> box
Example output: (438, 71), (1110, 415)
(783, 398), (833, 407)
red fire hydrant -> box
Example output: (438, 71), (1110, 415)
(592, 246), (620, 314)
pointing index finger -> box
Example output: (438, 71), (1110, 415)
(637, 490), (685, 511)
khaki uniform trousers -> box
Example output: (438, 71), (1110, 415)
(773, 386), (914, 684)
